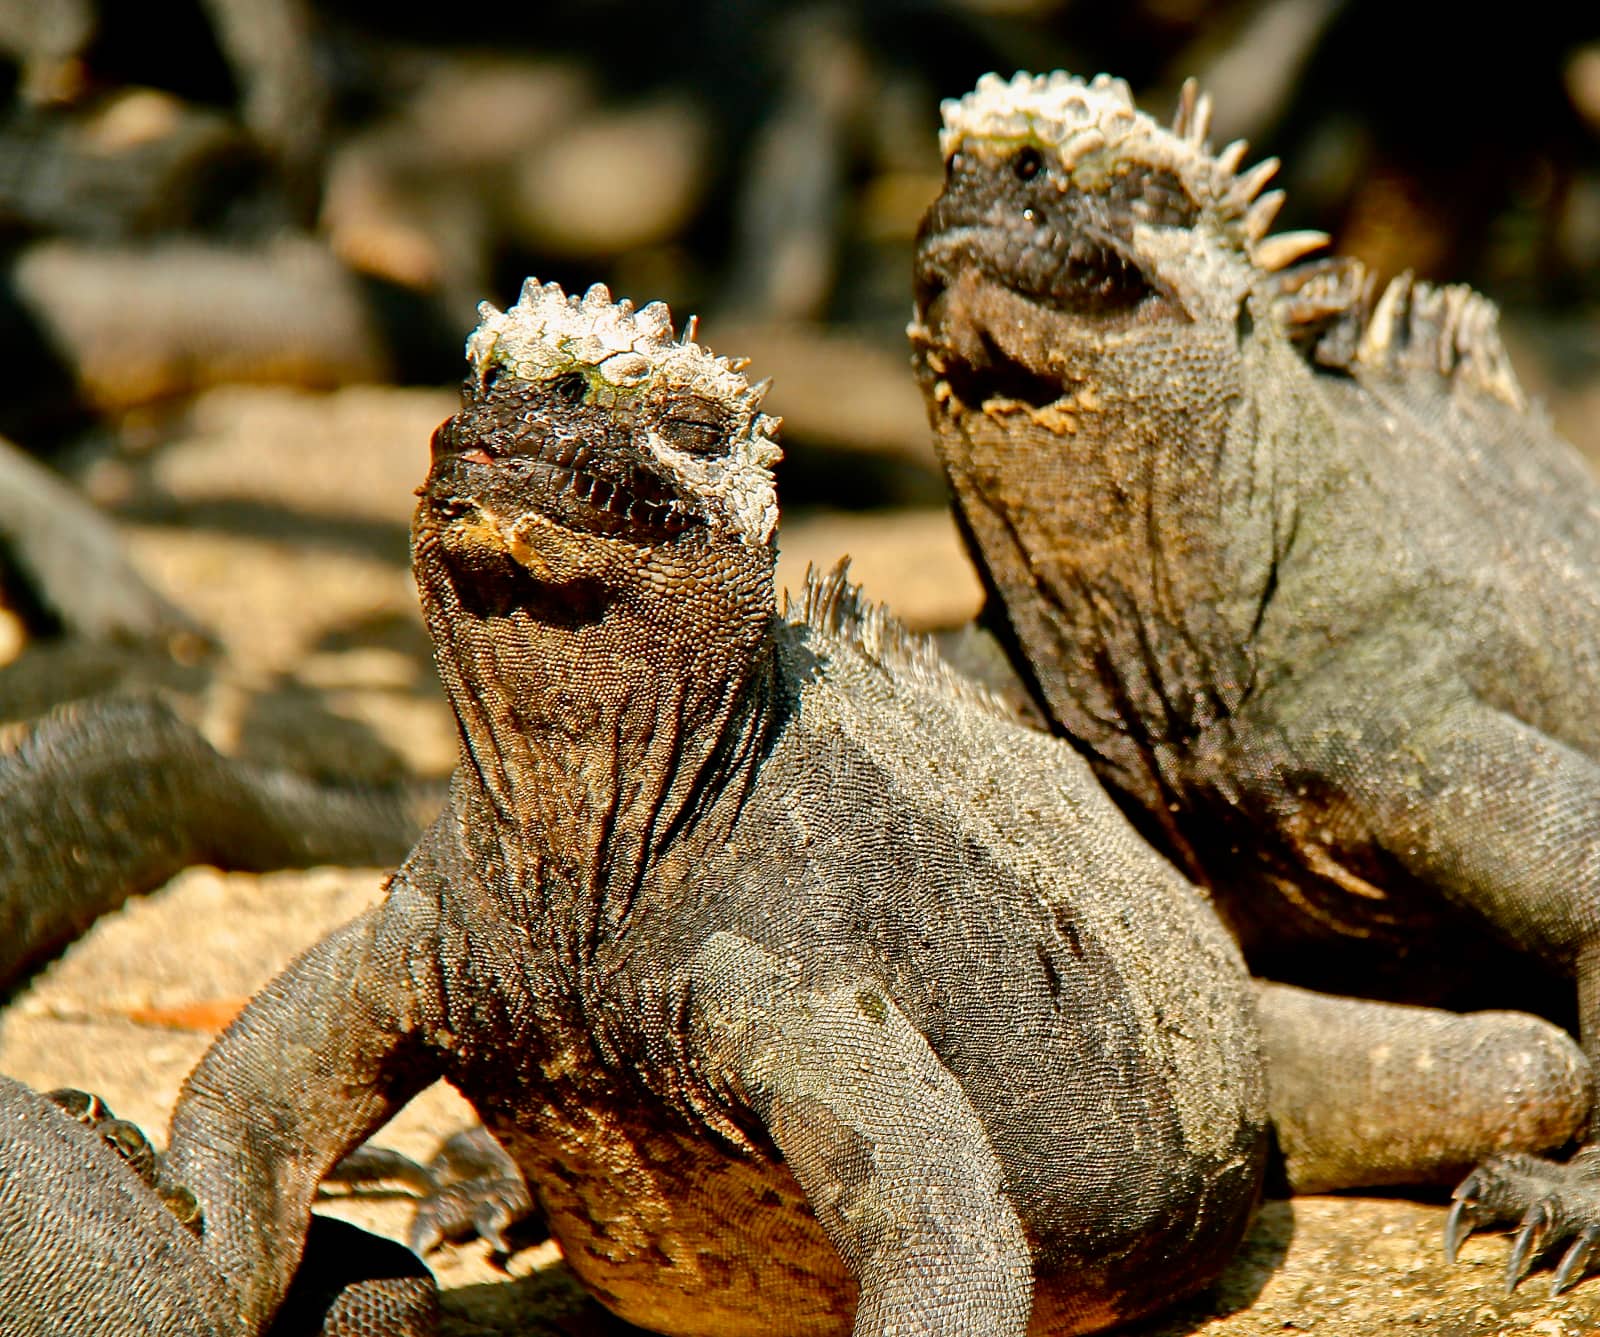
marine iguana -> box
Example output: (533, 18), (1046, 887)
(910, 69), (1600, 1291)
(142, 278), (1268, 1336)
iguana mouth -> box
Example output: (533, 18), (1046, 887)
(915, 220), (1150, 322)
(426, 419), (701, 544)
(911, 264), (1079, 411)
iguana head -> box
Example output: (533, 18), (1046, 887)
(416, 279), (781, 629)
(414, 282), (786, 867)
(911, 70), (1325, 411)
(908, 73), (1318, 823)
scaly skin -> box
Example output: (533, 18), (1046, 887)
(9, 271), (1597, 1330)
(0, 1073), (437, 1336)
(911, 69), (1600, 1290)
(0, 685), (435, 986)
(154, 279), (1267, 1336)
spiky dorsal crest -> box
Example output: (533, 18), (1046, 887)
(1268, 260), (1526, 410)
(947, 71), (1527, 410)
(785, 560), (1017, 720)
(1170, 73), (1528, 408)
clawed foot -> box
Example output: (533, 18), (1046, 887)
(406, 1127), (537, 1258)
(1447, 1148), (1600, 1296)
(46, 1087), (203, 1233)
(328, 1126), (538, 1259)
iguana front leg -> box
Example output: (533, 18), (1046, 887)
(167, 889), (444, 1332)
(1228, 657), (1600, 1289)
(691, 933), (1033, 1337)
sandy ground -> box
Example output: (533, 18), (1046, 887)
(5, 382), (1600, 1334)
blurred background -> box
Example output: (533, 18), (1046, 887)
(1, 0), (1599, 641)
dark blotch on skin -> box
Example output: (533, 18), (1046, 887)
(1035, 943), (1063, 999)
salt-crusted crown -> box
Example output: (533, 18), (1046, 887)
(468, 280), (774, 414)
(465, 280), (783, 545)
(940, 71), (1328, 273)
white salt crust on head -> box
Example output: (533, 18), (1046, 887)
(465, 279), (783, 546)
(938, 71), (1318, 264)
(938, 72), (1522, 409)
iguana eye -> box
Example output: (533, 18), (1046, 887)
(659, 416), (727, 456)
(657, 394), (730, 455)
(1013, 146), (1044, 182)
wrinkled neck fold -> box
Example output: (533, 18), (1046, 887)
(413, 528), (779, 958)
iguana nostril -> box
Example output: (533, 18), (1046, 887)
(549, 372), (587, 404)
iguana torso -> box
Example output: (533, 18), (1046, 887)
(415, 566), (1264, 1335)
(148, 279), (1266, 1337)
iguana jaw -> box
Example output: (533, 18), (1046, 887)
(418, 395), (705, 588)
(911, 263), (1155, 418)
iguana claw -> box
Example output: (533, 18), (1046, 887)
(327, 1127), (538, 1258)
(1506, 1201), (1551, 1291)
(406, 1127), (535, 1257)
(1553, 1225), (1600, 1296)
(45, 1085), (205, 1234)
(1447, 1151), (1600, 1294)
(1443, 1195), (1477, 1263)
(408, 1174), (531, 1257)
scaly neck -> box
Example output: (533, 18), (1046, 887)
(921, 301), (1304, 861)
(415, 532), (779, 958)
